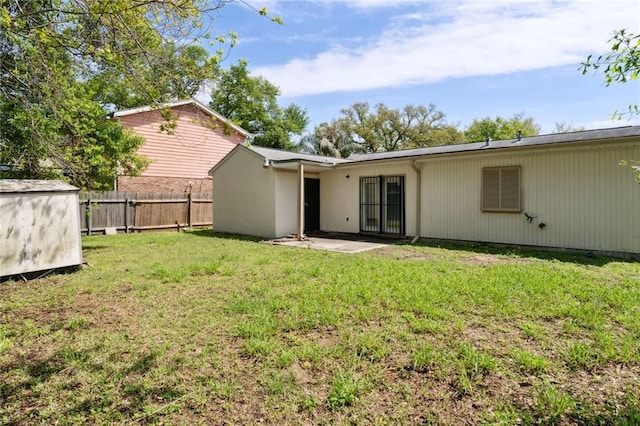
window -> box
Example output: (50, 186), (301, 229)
(360, 176), (405, 234)
(481, 166), (521, 212)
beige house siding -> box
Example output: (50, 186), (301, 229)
(118, 103), (245, 191)
(275, 171), (299, 237)
(419, 142), (640, 253)
(212, 148), (276, 238)
(321, 163), (418, 236)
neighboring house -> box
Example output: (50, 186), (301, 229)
(210, 126), (640, 257)
(112, 99), (251, 193)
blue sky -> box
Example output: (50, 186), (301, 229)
(201, 0), (640, 135)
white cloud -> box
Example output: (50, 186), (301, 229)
(253, 1), (639, 97)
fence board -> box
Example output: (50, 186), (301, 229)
(79, 191), (212, 234)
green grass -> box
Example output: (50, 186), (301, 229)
(1, 230), (639, 424)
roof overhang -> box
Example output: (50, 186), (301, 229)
(111, 99), (252, 139)
(271, 160), (340, 173)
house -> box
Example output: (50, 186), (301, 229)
(112, 99), (251, 193)
(209, 126), (640, 257)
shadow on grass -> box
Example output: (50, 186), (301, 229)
(0, 345), (183, 423)
(406, 239), (635, 267)
(186, 229), (636, 266)
(81, 245), (111, 252)
(186, 229), (264, 242)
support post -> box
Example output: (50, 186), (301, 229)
(297, 161), (304, 240)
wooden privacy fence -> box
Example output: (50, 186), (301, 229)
(79, 191), (212, 235)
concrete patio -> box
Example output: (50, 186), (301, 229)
(266, 236), (391, 254)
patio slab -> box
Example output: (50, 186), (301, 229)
(266, 236), (389, 254)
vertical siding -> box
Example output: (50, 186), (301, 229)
(212, 149), (276, 238)
(119, 104), (245, 179)
(320, 163), (418, 235)
(421, 143), (640, 253)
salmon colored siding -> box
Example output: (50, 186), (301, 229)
(119, 104), (245, 180)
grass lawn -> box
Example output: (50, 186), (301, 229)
(1, 231), (639, 425)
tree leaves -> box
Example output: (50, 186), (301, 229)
(300, 102), (463, 157)
(464, 114), (540, 143)
(0, 0), (240, 189)
(209, 60), (309, 151)
(581, 28), (640, 120)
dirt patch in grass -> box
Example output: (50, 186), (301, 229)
(371, 246), (442, 261)
(1, 233), (639, 425)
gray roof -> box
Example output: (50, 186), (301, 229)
(249, 146), (351, 164)
(347, 125), (640, 162)
(0, 179), (79, 193)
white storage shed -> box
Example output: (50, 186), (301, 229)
(1, 180), (83, 278)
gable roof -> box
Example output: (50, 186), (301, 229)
(111, 99), (251, 138)
(208, 144), (350, 176)
(210, 125), (640, 176)
(347, 125), (640, 162)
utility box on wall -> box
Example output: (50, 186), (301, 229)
(1, 180), (83, 279)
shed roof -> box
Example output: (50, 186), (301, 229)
(0, 180), (79, 193)
(347, 125), (640, 162)
(111, 99), (252, 138)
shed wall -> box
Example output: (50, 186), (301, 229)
(420, 142), (640, 253)
(320, 163), (418, 235)
(212, 149), (277, 238)
(1, 191), (82, 276)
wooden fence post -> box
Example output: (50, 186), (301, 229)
(124, 197), (130, 234)
(86, 196), (92, 235)
(187, 193), (192, 229)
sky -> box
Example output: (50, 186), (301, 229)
(200, 0), (640, 135)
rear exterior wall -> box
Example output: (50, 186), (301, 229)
(320, 162), (418, 236)
(419, 141), (640, 254)
(117, 104), (244, 191)
(212, 149), (277, 238)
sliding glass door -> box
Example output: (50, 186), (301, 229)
(359, 176), (405, 234)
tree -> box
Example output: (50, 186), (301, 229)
(463, 113), (540, 142)
(0, 0), (278, 189)
(552, 122), (586, 133)
(299, 121), (361, 158)
(209, 60), (309, 151)
(302, 102), (462, 157)
(581, 29), (640, 183)
(581, 29), (640, 119)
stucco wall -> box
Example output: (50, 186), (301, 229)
(212, 148), (277, 238)
(419, 141), (640, 253)
(320, 162), (418, 235)
(275, 171), (299, 237)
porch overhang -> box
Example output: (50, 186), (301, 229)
(270, 160), (338, 173)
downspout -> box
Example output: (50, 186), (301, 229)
(297, 161), (305, 240)
(410, 160), (421, 242)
